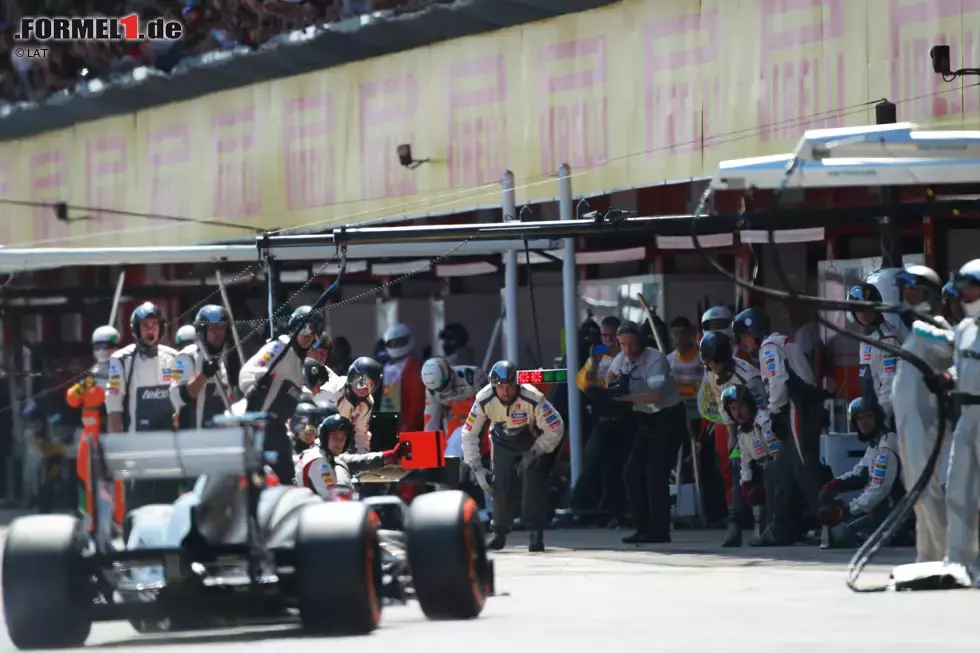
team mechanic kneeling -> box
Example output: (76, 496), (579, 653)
(461, 360), (565, 553)
(818, 397), (901, 549)
(295, 412), (409, 500)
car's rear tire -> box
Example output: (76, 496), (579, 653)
(2, 515), (93, 650)
(406, 490), (490, 620)
(295, 502), (383, 634)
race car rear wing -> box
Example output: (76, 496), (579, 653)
(99, 413), (269, 481)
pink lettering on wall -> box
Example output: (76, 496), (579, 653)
(757, 0), (846, 142)
(447, 55), (509, 188)
(0, 161), (11, 245)
(889, 0), (980, 119)
(284, 93), (335, 210)
(29, 150), (69, 244)
(85, 137), (127, 234)
(537, 37), (608, 174)
(359, 75), (417, 200)
(643, 11), (720, 156)
(211, 108), (262, 218)
(147, 124), (191, 219)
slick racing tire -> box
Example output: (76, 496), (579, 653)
(295, 502), (383, 634)
(406, 490), (490, 620)
(2, 515), (93, 650)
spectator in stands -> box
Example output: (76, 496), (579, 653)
(0, 0), (447, 105)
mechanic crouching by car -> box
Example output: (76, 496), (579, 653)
(462, 360), (565, 553)
(818, 397), (902, 549)
(306, 356), (380, 454)
(290, 396), (331, 458)
(295, 412), (409, 500)
(239, 306), (326, 483)
(170, 306), (233, 430)
(106, 302), (180, 509)
(719, 385), (780, 547)
(607, 321), (688, 545)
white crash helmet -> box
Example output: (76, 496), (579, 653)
(421, 357), (454, 392)
(383, 323), (414, 360)
(175, 324), (197, 347)
(91, 325), (120, 363)
(954, 258), (980, 317)
(700, 306), (734, 338)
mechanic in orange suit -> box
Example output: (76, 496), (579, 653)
(69, 325), (126, 533)
(379, 323), (427, 434)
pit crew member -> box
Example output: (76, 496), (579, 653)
(698, 331), (768, 544)
(942, 259), (980, 578)
(69, 325), (123, 534)
(290, 397), (323, 457)
(462, 360), (564, 553)
(896, 265), (944, 333)
(174, 324), (196, 348)
(735, 307), (826, 546)
(170, 305), (231, 430)
(239, 305), (325, 482)
(846, 282), (900, 423)
(306, 356), (380, 454)
(818, 397), (901, 549)
(106, 302), (180, 507)
(421, 357), (488, 457)
(699, 307), (755, 515)
(295, 412), (408, 500)
(439, 322), (474, 366)
(891, 265), (954, 563)
(718, 384), (779, 548)
(379, 323), (426, 433)
(607, 321), (687, 545)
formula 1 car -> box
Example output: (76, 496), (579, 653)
(1, 414), (493, 650)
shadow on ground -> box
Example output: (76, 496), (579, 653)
(493, 527), (913, 568)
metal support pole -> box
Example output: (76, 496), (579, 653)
(558, 163), (583, 488)
(265, 256), (283, 337)
(877, 99), (903, 268)
(502, 171), (519, 363)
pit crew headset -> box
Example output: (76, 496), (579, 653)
(687, 163), (954, 593)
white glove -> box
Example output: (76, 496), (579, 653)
(518, 447), (543, 473)
(473, 467), (493, 493)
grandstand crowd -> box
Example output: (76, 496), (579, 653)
(1, 0), (452, 104)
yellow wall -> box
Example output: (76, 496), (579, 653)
(1, 0), (978, 248)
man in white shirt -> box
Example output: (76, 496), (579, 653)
(606, 321), (687, 544)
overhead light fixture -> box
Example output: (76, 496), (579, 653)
(397, 144), (429, 170)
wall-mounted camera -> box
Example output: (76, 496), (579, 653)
(931, 44), (980, 82)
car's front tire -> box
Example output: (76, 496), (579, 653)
(406, 490), (490, 620)
(295, 502), (383, 634)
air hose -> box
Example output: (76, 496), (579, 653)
(686, 171), (957, 592)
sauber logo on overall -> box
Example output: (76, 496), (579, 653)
(861, 344), (873, 363)
(16, 15), (183, 42)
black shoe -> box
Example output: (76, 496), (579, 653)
(528, 530), (545, 553)
(487, 534), (507, 551)
(622, 531), (670, 544)
(721, 522), (742, 548)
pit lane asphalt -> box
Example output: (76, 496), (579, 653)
(2, 527), (979, 653)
